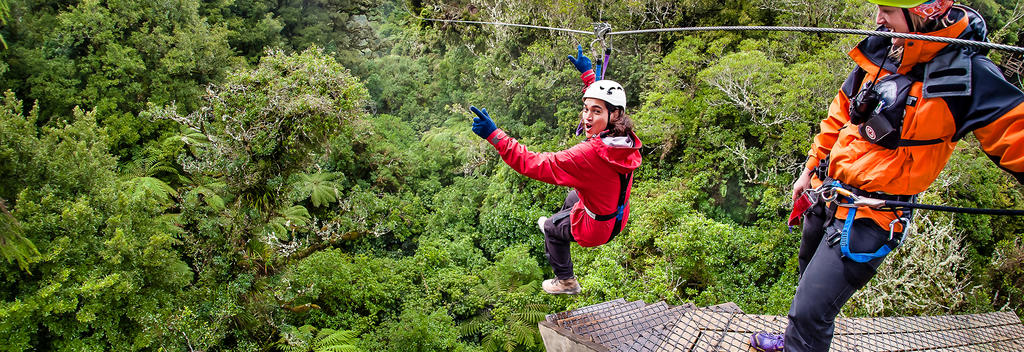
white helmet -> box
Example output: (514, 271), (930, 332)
(582, 80), (626, 110)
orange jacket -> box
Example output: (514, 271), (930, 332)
(807, 6), (1024, 229)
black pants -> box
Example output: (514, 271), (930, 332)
(543, 190), (578, 280)
(785, 200), (904, 351)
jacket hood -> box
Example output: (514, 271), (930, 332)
(850, 5), (987, 74)
(595, 131), (642, 173)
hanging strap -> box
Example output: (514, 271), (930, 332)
(839, 206), (900, 263)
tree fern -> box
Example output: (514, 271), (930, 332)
(126, 176), (178, 205)
(162, 126), (210, 150)
(513, 304), (549, 324)
(511, 323), (536, 347)
(458, 313), (490, 337)
(292, 172), (344, 208)
(187, 185), (225, 210)
(481, 332), (499, 352)
(0, 198), (38, 272)
(314, 328), (360, 352)
(277, 326), (361, 352)
(0, 0), (8, 49)
(263, 205), (311, 241)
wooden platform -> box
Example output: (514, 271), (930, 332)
(539, 299), (1024, 352)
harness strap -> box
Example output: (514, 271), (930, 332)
(827, 181), (904, 263)
(839, 206), (898, 263)
(897, 138), (944, 147)
(582, 172), (632, 242)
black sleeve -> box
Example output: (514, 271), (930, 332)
(947, 55), (1024, 141)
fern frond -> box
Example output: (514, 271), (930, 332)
(458, 316), (488, 337)
(146, 164), (180, 177)
(316, 346), (359, 352)
(127, 176), (178, 204)
(503, 336), (515, 352)
(163, 128), (210, 147)
(315, 329), (357, 348)
(0, 199), (39, 272)
(191, 186), (225, 210)
(276, 340), (311, 352)
(280, 205), (311, 227)
(511, 324), (535, 346)
(292, 172), (344, 208)
(513, 304), (549, 324)
(481, 332), (498, 352)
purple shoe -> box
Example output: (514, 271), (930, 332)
(750, 332), (784, 352)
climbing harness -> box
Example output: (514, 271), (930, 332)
(582, 171), (633, 242)
(814, 181), (909, 263)
(807, 178), (1024, 263)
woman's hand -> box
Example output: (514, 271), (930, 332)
(792, 167), (814, 203)
(470, 106), (497, 139)
(567, 45), (592, 74)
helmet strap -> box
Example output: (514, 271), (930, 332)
(603, 102), (620, 132)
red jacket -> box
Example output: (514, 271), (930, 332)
(485, 129), (643, 247)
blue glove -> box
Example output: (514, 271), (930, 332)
(470, 106), (497, 139)
(567, 45), (592, 74)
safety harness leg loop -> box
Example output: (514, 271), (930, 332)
(821, 181), (903, 263)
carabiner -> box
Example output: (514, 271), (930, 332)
(887, 217), (909, 242)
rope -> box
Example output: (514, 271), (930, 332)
(882, 200), (1024, 215)
(416, 16), (1024, 54)
(612, 26), (1024, 54)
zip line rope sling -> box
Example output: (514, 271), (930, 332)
(415, 15), (1024, 215)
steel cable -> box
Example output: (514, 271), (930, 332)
(417, 16), (1024, 54)
(609, 26), (1024, 54)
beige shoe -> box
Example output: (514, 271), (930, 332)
(542, 277), (582, 295)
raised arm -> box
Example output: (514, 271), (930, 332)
(470, 106), (591, 187)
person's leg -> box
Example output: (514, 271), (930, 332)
(798, 200), (830, 276)
(785, 216), (894, 352)
(544, 190), (578, 280)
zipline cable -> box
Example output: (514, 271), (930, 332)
(416, 17), (1024, 54)
(610, 26), (1024, 54)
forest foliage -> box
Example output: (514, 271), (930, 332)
(1, 0), (1024, 350)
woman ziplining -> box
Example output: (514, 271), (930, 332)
(467, 55), (641, 294)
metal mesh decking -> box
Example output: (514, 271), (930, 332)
(542, 299), (1024, 352)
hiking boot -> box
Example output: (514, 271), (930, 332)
(537, 216), (548, 235)
(542, 277), (581, 295)
(750, 332), (784, 352)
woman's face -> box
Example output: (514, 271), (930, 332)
(581, 98), (613, 137)
(876, 5), (911, 46)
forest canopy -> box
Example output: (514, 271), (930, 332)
(1, 0), (1023, 350)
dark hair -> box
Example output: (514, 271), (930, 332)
(604, 101), (634, 137)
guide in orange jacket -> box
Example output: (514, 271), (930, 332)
(751, 1), (1024, 352)
(469, 79), (642, 295)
